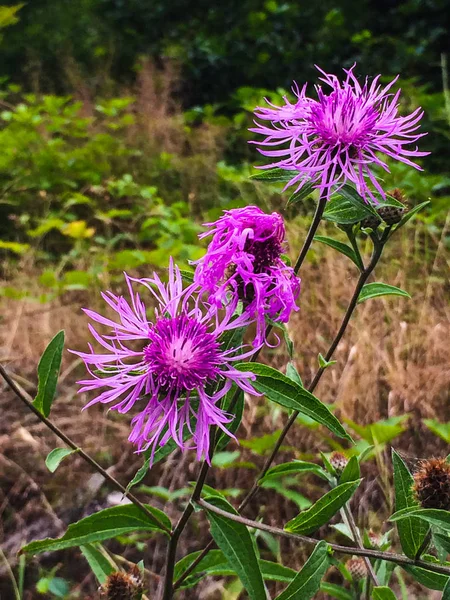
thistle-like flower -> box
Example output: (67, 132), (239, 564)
(193, 206), (300, 346)
(100, 565), (143, 599)
(413, 458), (450, 510)
(251, 65), (428, 202)
(72, 260), (259, 463)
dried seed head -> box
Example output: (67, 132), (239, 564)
(329, 451), (348, 474)
(413, 457), (450, 510)
(100, 566), (143, 600)
(347, 557), (367, 581)
(368, 529), (382, 548)
(389, 188), (406, 203)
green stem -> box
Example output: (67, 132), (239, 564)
(174, 236), (384, 590)
(0, 364), (170, 535)
(161, 196), (328, 598)
(197, 498), (450, 577)
(0, 547), (21, 600)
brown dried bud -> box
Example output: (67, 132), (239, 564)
(360, 213), (381, 230)
(389, 188), (406, 203)
(346, 557), (367, 581)
(100, 566), (143, 600)
(413, 457), (450, 510)
(377, 204), (405, 225)
(329, 451), (348, 474)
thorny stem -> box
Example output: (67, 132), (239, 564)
(197, 499), (450, 578)
(175, 233), (386, 590)
(0, 364), (171, 535)
(161, 197), (328, 598)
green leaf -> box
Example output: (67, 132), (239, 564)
(216, 388), (244, 451)
(339, 455), (360, 484)
(318, 353), (337, 369)
(390, 507), (450, 532)
(324, 185), (377, 225)
(33, 330), (64, 417)
(179, 269), (195, 283)
(45, 448), (77, 473)
(212, 451), (241, 468)
(250, 168), (299, 183)
(80, 544), (115, 584)
(372, 586), (398, 600)
(203, 496), (267, 600)
(357, 283), (410, 304)
(433, 532), (450, 557)
(402, 564), (449, 591)
(320, 582), (353, 600)
(423, 419), (450, 443)
(175, 550), (297, 589)
(284, 480), (360, 535)
(259, 460), (329, 485)
(286, 362), (303, 387)
(236, 363), (351, 441)
(313, 236), (360, 267)
(392, 449), (429, 559)
(392, 201), (430, 232)
(274, 541), (330, 600)
(443, 578), (450, 599)
(21, 504), (171, 555)
(286, 182), (316, 206)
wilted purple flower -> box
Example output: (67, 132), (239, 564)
(251, 65), (429, 202)
(71, 261), (259, 463)
(194, 206), (300, 346)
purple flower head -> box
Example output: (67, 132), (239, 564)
(250, 65), (429, 202)
(194, 206), (300, 346)
(71, 260), (259, 464)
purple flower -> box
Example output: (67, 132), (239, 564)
(71, 260), (259, 464)
(194, 206), (300, 346)
(250, 65), (429, 202)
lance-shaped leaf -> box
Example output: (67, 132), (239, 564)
(402, 564), (449, 591)
(259, 460), (330, 485)
(236, 363), (351, 441)
(203, 496), (267, 600)
(284, 480), (360, 535)
(250, 168), (300, 183)
(390, 507), (450, 532)
(391, 200), (430, 233)
(357, 283), (410, 304)
(286, 182), (315, 206)
(314, 236), (360, 268)
(392, 449), (429, 559)
(320, 582), (353, 600)
(216, 387), (244, 451)
(274, 541), (330, 600)
(444, 578), (450, 599)
(372, 587), (398, 600)
(33, 330), (64, 417)
(80, 544), (115, 584)
(175, 550), (297, 589)
(339, 455), (360, 484)
(45, 448), (77, 473)
(21, 504), (171, 555)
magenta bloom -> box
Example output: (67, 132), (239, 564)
(194, 206), (300, 346)
(251, 65), (429, 202)
(71, 261), (259, 463)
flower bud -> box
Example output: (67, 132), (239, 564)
(377, 205), (405, 225)
(368, 529), (382, 548)
(360, 214), (381, 230)
(413, 457), (450, 510)
(329, 451), (348, 474)
(100, 565), (143, 600)
(346, 557), (367, 581)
